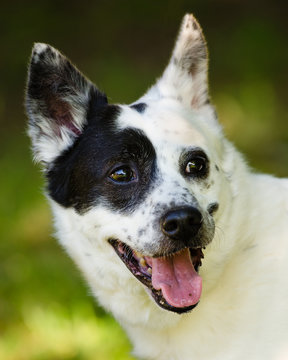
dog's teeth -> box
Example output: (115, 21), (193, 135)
(140, 258), (146, 267)
(147, 268), (152, 275)
(134, 250), (142, 258)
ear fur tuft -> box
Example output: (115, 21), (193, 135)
(143, 14), (209, 109)
(26, 43), (107, 164)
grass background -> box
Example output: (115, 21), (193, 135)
(0, 1), (287, 359)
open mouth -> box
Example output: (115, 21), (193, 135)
(109, 239), (204, 314)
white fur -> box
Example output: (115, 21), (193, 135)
(50, 100), (288, 359)
(29, 14), (288, 360)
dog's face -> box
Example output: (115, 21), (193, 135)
(26, 15), (232, 315)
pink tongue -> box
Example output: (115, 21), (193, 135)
(151, 248), (202, 308)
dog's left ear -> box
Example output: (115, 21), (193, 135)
(145, 14), (209, 109)
(26, 43), (107, 164)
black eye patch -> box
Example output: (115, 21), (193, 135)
(47, 105), (157, 213)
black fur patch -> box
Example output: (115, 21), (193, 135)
(207, 202), (219, 215)
(47, 105), (157, 213)
(26, 45), (107, 138)
(130, 103), (147, 114)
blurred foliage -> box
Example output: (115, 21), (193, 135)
(0, 0), (287, 359)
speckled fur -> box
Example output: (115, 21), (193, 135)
(26, 14), (288, 360)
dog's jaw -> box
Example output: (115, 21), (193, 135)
(109, 239), (204, 313)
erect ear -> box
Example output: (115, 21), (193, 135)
(144, 14), (209, 109)
(26, 43), (107, 164)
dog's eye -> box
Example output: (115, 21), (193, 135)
(185, 157), (207, 176)
(109, 166), (136, 183)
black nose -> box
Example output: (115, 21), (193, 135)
(161, 207), (202, 241)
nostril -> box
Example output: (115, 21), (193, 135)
(187, 212), (202, 227)
(188, 217), (196, 226)
(163, 219), (178, 234)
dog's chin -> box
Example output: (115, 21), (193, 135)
(108, 239), (204, 314)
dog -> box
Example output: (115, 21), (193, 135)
(26, 14), (288, 360)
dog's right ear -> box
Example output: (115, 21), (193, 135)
(26, 43), (107, 164)
(142, 14), (209, 110)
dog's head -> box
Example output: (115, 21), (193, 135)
(26, 15), (234, 315)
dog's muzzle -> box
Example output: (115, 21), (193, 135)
(109, 206), (209, 314)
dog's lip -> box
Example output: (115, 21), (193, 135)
(108, 238), (204, 314)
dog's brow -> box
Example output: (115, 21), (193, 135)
(180, 147), (208, 160)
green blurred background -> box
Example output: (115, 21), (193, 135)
(1, 1), (287, 359)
